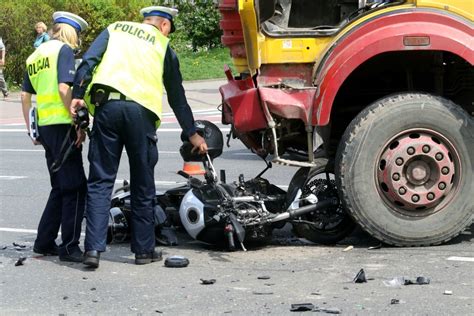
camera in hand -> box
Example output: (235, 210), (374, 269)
(75, 107), (90, 129)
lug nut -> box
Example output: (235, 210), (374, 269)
(392, 173), (400, 181)
(427, 192), (435, 201)
(422, 145), (430, 153)
(395, 158), (404, 166)
(441, 167), (450, 175)
(438, 182), (446, 190)
(411, 194), (420, 203)
(399, 187), (407, 195)
(435, 153), (443, 161)
(407, 147), (415, 155)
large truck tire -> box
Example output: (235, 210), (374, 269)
(335, 93), (473, 246)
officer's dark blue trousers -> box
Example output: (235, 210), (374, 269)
(85, 100), (158, 254)
(35, 124), (87, 256)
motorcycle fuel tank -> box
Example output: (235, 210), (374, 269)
(179, 189), (206, 239)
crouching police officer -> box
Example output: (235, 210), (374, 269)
(21, 12), (88, 262)
(71, 6), (208, 268)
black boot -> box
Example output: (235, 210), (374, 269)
(135, 249), (163, 265)
(83, 250), (100, 268)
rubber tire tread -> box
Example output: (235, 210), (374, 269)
(335, 93), (473, 246)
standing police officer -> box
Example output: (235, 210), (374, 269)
(21, 12), (88, 262)
(71, 6), (208, 268)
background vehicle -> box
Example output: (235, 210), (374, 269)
(218, 0), (473, 246)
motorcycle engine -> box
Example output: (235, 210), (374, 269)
(179, 177), (287, 246)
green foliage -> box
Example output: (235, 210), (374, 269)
(0, 0), (55, 87)
(177, 1), (222, 51)
(0, 0), (227, 85)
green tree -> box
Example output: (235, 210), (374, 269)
(0, 0), (224, 84)
(177, 1), (222, 51)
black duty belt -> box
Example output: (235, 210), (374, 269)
(91, 86), (133, 106)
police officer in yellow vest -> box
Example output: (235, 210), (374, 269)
(71, 6), (208, 268)
(21, 12), (88, 262)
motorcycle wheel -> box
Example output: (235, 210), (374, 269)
(290, 158), (355, 244)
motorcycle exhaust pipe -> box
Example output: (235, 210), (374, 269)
(270, 199), (337, 223)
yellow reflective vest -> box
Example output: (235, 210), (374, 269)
(26, 40), (72, 126)
(87, 22), (169, 125)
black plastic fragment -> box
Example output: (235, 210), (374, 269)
(253, 291), (273, 295)
(12, 242), (26, 248)
(200, 278), (216, 285)
(257, 275), (271, 280)
(290, 303), (314, 312)
(391, 299), (400, 304)
(164, 255), (189, 268)
(317, 307), (342, 314)
(15, 257), (26, 266)
(353, 268), (367, 283)
(404, 276), (430, 285)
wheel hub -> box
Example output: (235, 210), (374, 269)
(377, 130), (458, 212)
(406, 160), (430, 185)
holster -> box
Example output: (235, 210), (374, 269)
(90, 84), (110, 106)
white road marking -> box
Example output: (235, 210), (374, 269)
(0, 129), (28, 132)
(446, 256), (474, 262)
(0, 228), (37, 234)
(0, 227), (85, 236)
(0, 176), (27, 180)
(0, 149), (44, 152)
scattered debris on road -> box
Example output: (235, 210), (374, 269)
(404, 276), (430, 285)
(353, 268), (367, 283)
(443, 290), (453, 295)
(342, 245), (353, 252)
(290, 303), (314, 312)
(14, 257), (26, 266)
(164, 255), (189, 268)
(315, 307), (342, 314)
(384, 276), (431, 287)
(200, 278), (216, 285)
(252, 291), (273, 295)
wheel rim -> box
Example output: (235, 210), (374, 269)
(376, 128), (461, 216)
(300, 171), (345, 231)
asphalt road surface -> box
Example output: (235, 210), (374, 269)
(0, 81), (472, 315)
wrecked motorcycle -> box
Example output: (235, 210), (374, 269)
(107, 120), (354, 250)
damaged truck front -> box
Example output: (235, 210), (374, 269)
(218, 0), (473, 246)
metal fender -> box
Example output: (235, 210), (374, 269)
(312, 9), (474, 126)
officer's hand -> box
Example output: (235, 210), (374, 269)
(189, 133), (208, 155)
(70, 98), (85, 117)
(32, 139), (41, 146)
(75, 128), (86, 148)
